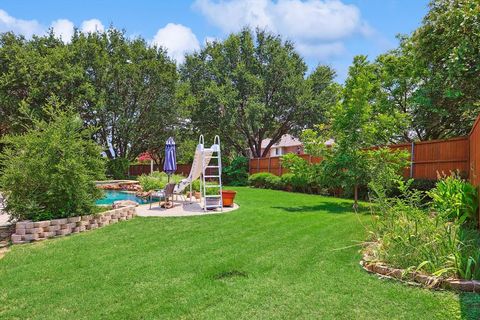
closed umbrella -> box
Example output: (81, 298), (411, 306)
(163, 137), (177, 182)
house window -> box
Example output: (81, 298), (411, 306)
(274, 147), (283, 156)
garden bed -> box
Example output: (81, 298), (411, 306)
(10, 206), (136, 244)
(361, 249), (480, 293)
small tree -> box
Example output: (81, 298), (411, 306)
(0, 107), (105, 221)
(303, 56), (407, 209)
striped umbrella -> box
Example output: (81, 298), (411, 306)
(163, 137), (177, 181)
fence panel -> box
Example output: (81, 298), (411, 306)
(128, 164), (192, 177)
(248, 137), (470, 181)
(470, 117), (480, 186)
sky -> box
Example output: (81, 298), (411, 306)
(0, 0), (429, 81)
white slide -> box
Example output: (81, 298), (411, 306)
(174, 142), (217, 194)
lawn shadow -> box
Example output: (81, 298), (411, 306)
(271, 202), (370, 215)
(459, 292), (480, 319)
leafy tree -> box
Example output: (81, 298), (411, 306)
(304, 56), (407, 209)
(0, 31), (86, 138)
(222, 156), (249, 186)
(375, 0), (480, 140)
(0, 29), (179, 161)
(181, 28), (338, 158)
(0, 106), (105, 221)
(70, 29), (179, 160)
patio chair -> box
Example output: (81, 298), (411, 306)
(149, 183), (176, 209)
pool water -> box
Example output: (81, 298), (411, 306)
(96, 190), (153, 205)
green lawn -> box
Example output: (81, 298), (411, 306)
(0, 187), (478, 319)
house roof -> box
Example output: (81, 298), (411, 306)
(261, 134), (335, 149)
(261, 134), (302, 148)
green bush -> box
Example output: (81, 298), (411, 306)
(106, 157), (130, 179)
(265, 174), (282, 190)
(0, 109), (105, 221)
(223, 156), (249, 186)
(427, 172), (478, 224)
(249, 172), (280, 189)
(138, 171), (185, 192)
(280, 173), (295, 190)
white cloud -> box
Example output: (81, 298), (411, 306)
(0, 9), (43, 38)
(296, 41), (345, 59)
(81, 19), (105, 33)
(194, 0), (368, 40)
(151, 23), (200, 63)
(193, 0), (374, 61)
(51, 19), (74, 43)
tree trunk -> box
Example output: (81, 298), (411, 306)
(353, 184), (359, 212)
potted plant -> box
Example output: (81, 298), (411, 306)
(221, 190), (237, 207)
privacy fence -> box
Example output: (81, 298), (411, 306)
(249, 114), (480, 187)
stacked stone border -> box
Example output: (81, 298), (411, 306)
(0, 223), (14, 243)
(361, 251), (480, 293)
(11, 206), (136, 244)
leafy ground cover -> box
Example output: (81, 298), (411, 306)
(0, 188), (478, 319)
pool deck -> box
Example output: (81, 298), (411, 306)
(135, 199), (239, 217)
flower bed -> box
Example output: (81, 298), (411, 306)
(361, 250), (480, 292)
(10, 206), (136, 244)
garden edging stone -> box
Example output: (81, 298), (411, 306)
(10, 206), (136, 244)
(361, 250), (480, 293)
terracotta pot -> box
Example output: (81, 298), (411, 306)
(221, 190), (237, 207)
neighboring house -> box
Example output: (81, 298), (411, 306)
(260, 134), (304, 157)
(253, 134), (335, 158)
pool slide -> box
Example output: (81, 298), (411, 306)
(173, 142), (216, 194)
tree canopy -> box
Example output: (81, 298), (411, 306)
(181, 28), (338, 158)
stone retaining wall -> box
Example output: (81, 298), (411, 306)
(0, 223), (14, 242)
(10, 206), (136, 244)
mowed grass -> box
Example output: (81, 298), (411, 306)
(0, 188), (478, 319)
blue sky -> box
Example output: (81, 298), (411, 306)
(0, 0), (429, 81)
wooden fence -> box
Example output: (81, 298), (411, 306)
(470, 116), (480, 186)
(128, 164), (193, 177)
(249, 136), (470, 181)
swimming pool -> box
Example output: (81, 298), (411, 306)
(96, 190), (153, 205)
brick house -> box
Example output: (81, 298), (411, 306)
(260, 134), (304, 157)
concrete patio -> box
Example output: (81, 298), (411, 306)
(135, 199), (239, 217)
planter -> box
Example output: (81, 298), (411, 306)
(221, 190), (237, 207)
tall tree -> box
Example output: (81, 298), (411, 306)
(181, 28), (338, 158)
(70, 29), (179, 160)
(376, 0), (480, 141)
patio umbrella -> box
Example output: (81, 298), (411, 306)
(163, 137), (177, 182)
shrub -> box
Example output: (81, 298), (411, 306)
(369, 178), (480, 280)
(280, 153), (322, 192)
(280, 173), (295, 190)
(0, 109), (105, 221)
(223, 156), (249, 186)
(427, 172), (478, 224)
(106, 157), (130, 179)
(265, 174), (282, 190)
(248, 172), (280, 189)
(138, 172), (185, 192)
(410, 179), (437, 192)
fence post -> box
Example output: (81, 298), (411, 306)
(257, 158), (260, 173)
(268, 156), (271, 174)
(279, 159), (282, 176)
(410, 141), (415, 178)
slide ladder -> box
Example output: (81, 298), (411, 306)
(201, 135), (223, 211)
